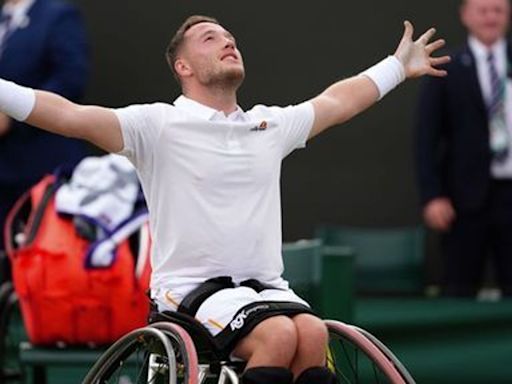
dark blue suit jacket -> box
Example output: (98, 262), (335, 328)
(0, 0), (89, 185)
(415, 43), (512, 213)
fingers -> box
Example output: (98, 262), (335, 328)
(418, 27), (437, 45)
(426, 38), (445, 54)
(428, 68), (448, 78)
(402, 20), (439, 46)
(397, 20), (450, 78)
(430, 55), (451, 66)
(428, 55), (451, 77)
(402, 20), (414, 41)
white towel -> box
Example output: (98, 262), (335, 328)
(55, 154), (140, 233)
(85, 210), (149, 268)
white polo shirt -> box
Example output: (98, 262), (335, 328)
(114, 96), (314, 298)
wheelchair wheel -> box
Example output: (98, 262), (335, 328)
(0, 283), (25, 382)
(147, 322), (199, 383)
(325, 320), (411, 384)
(351, 325), (415, 384)
(82, 324), (199, 384)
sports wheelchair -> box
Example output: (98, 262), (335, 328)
(82, 308), (415, 384)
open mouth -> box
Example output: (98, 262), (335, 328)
(221, 53), (238, 61)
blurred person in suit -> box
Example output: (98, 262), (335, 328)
(0, 0), (89, 253)
(416, 0), (512, 297)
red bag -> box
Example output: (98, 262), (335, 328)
(4, 174), (151, 345)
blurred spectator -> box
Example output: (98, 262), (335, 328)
(416, 0), (512, 297)
(0, 0), (89, 252)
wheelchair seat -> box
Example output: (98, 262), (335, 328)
(148, 305), (233, 363)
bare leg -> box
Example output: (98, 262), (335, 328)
(289, 314), (329, 377)
(232, 315), (298, 369)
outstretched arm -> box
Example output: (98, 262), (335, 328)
(28, 91), (123, 152)
(0, 82), (123, 153)
(308, 21), (450, 139)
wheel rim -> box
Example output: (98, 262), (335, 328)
(86, 328), (177, 384)
(325, 320), (406, 384)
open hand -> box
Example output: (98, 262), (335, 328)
(394, 21), (451, 78)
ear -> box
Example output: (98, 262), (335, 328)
(459, 3), (469, 28)
(175, 58), (193, 78)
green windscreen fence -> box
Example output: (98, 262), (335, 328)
(316, 226), (425, 295)
(282, 239), (355, 321)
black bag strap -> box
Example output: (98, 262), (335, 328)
(177, 276), (235, 316)
(239, 279), (276, 293)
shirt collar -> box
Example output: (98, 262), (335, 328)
(468, 35), (506, 61)
(173, 95), (247, 122)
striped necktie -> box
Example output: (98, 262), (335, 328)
(487, 51), (509, 162)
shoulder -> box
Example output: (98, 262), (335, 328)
(116, 102), (175, 117)
(113, 102), (176, 128)
(247, 102), (313, 119)
(35, 0), (82, 21)
(444, 44), (474, 71)
(45, 0), (79, 13)
(246, 104), (281, 118)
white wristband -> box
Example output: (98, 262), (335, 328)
(361, 56), (406, 100)
(0, 78), (36, 121)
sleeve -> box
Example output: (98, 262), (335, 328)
(275, 101), (315, 158)
(113, 104), (164, 168)
(41, 4), (90, 101)
(415, 75), (447, 206)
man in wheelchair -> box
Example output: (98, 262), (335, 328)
(0, 14), (448, 384)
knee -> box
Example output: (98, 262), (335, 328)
(260, 316), (298, 351)
(295, 315), (329, 348)
(250, 316), (298, 363)
(233, 316), (298, 366)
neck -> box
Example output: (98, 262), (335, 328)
(183, 84), (238, 115)
(483, 40), (499, 48)
(476, 36), (503, 48)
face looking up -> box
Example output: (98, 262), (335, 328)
(175, 22), (245, 90)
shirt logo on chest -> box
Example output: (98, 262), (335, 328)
(250, 121), (268, 132)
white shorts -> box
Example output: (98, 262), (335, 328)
(154, 285), (309, 336)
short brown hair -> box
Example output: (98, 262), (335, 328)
(166, 15), (220, 81)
